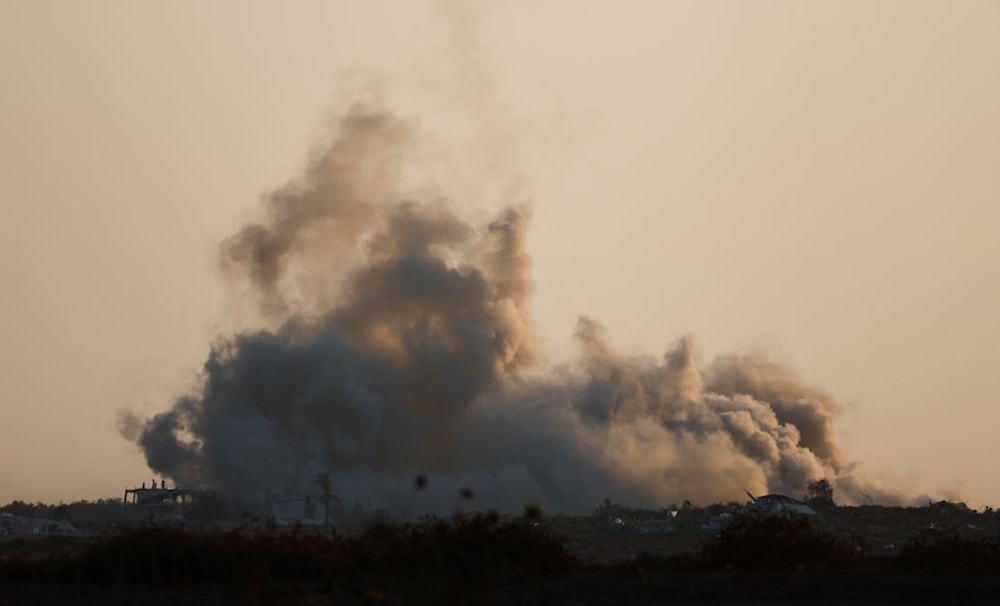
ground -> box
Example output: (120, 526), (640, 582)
(2, 502), (999, 604)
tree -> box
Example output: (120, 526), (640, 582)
(807, 478), (835, 505)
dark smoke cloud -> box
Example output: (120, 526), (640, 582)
(127, 97), (904, 516)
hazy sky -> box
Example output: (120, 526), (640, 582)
(1, 0), (998, 506)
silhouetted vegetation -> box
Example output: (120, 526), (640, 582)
(0, 510), (572, 588)
(700, 512), (855, 570)
(898, 529), (1000, 572)
(807, 477), (835, 505)
(5, 499), (1000, 603)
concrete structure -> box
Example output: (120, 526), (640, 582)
(122, 480), (197, 520)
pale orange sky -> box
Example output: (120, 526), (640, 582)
(1, 1), (998, 506)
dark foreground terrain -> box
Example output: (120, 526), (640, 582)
(3, 509), (1000, 605)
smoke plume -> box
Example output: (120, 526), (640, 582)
(127, 96), (900, 517)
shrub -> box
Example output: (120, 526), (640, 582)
(0, 511), (574, 587)
(898, 530), (1000, 572)
(700, 512), (855, 570)
(351, 511), (574, 576)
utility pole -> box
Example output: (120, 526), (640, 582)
(314, 472), (331, 526)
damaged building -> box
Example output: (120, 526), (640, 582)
(122, 480), (199, 521)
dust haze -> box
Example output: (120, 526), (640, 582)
(122, 8), (912, 516)
(121, 89), (913, 517)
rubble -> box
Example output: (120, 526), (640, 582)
(0, 512), (77, 536)
(744, 493), (818, 517)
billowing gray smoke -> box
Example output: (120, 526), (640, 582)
(127, 98), (894, 516)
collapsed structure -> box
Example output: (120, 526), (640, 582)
(122, 480), (198, 520)
(0, 513), (76, 537)
(745, 492), (817, 517)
